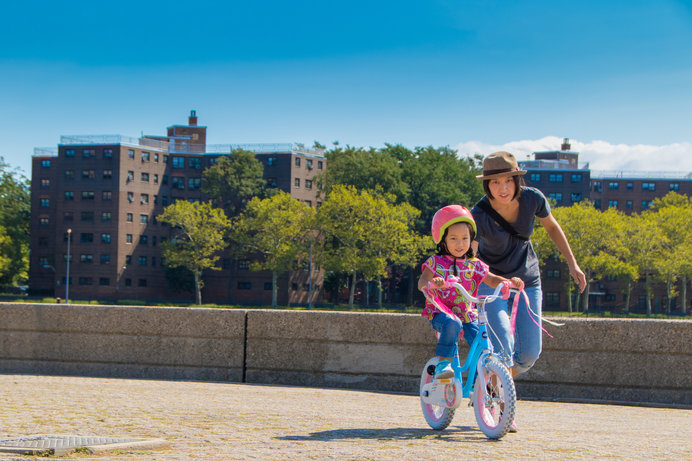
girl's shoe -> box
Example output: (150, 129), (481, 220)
(434, 360), (454, 380)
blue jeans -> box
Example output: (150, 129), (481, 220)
(430, 312), (479, 358)
(477, 282), (543, 375)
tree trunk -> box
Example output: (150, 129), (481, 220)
(566, 282), (573, 313)
(194, 271), (202, 305)
(583, 283), (590, 314)
(377, 276), (383, 309)
(364, 278), (370, 306)
(624, 279), (632, 314)
(682, 275), (688, 315)
(349, 272), (356, 309)
(645, 272), (652, 317)
(666, 278), (673, 314)
(271, 271), (278, 307)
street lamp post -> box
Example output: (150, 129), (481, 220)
(65, 228), (72, 304)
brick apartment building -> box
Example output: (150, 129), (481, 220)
(520, 139), (692, 313)
(29, 111), (326, 305)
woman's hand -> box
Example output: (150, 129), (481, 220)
(510, 277), (524, 291)
(570, 264), (587, 293)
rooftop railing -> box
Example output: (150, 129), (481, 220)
(590, 170), (692, 180)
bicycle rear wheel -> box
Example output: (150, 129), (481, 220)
(472, 357), (516, 439)
(420, 357), (455, 430)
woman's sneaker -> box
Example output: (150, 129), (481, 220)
(434, 360), (454, 380)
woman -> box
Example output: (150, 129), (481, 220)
(471, 151), (586, 381)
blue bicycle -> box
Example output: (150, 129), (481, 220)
(420, 282), (517, 439)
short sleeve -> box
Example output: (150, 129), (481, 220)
(533, 188), (551, 218)
(473, 259), (489, 284)
(422, 256), (436, 274)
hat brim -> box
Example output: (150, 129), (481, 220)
(475, 169), (527, 180)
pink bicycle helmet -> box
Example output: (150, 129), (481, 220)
(431, 205), (477, 244)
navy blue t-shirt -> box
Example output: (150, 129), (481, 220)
(471, 187), (550, 287)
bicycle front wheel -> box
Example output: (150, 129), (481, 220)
(472, 357), (516, 439)
(420, 357), (455, 430)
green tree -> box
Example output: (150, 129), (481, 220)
(626, 212), (667, 316)
(650, 192), (692, 313)
(232, 191), (316, 307)
(317, 185), (423, 309)
(202, 149), (269, 217)
(0, 158), (30, 286)
(158, 200), (232, 305)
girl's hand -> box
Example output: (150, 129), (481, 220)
(510, 277), (524, 291)
(430, 277), (446, 288)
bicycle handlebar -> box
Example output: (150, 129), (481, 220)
(421, 281), (518, 306)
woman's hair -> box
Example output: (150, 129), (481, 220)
(435, 222), (476, 268)
(483, 175), (525, 200)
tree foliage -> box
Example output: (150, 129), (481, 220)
(232, 191), (316, 307)
(0, 158), (30, 286)
(201, 149), (270, 217)
(158, 200), (232, 304)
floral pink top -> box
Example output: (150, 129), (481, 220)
(421, 255), (489, 323)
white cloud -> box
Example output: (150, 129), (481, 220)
(455, 136), (692, 173)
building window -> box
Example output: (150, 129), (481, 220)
(670, 183), (679, 191)
(40, 198), (50, 208)
(41, 160), (51, 168)
(264, 282), (272, 290)
(128, 192), (134, 202)
(100, 254), (111, 265)
(103, 169), (113, 179)
(80, 254), (94, 264)
(99, 277), (110, 286)
(141, 172), (150, 182)
(64, 191), (74, 200)
(125, 278), (132, 287)
(545, 292), (560, 305)
(102, 191), (112, 201)
(307, 159), (313, 170)
(593, 181), (601, 192)
(128, 149), (135, 159)
(103, 148), (113, 159)
(63, 211), (74, 221)
(172, 176), (185, 190)
(41, 178), (50, 188)
(530, 173), (541, 182)
(80, 233), (93, 243)
(80, 211), (94, 221)
(626, 182), (633, 190)
(608, 200), (618, 208)
(127, 171), (134, 182)
(605, 294), (616, 302)
(126, 255), (132, 265)
(126, 213), (133, 222)
(82, 149), (95, 158)
(267, 177), (277, 188)
(570, 193), (581, 203)
(140, 194), (149, 204)
(571, 174), (582, 183)
(138, 256), (147, 266)
(188, 158), (201, 169)
(140, 214), (149, 224)
(548, 193), (562, 203)
(626, 200), (633, 210)
(318, 161), (323, 169)
(39, 217), (49, 226)
(81, 191), (95, 200)
(126, 234), (133, 243)
(549, 174), (563, 183)
(188, 178), (201, 190)
(162, 196), (168, 206)
(238, 260), (250, 270)
(64, 149), (75, 158)
(139, 235), (148, 245)
(101, 212), (112, 222)
(154, 174), (159, 184)
(154, 153), (159, 163)
(642, 183), (655, 191)
(82, 169), (95, 179)
(142, 152), (150, 162)
(64, 169), (74, 180)
(237, 282), (251, 290)
(608, 182), (619, 190)
(172, 157), (185, 169)
(101, 233), (111, 243)
(267, 157), (276, 166)
(594, 200), (601, 209)
(305, 179), (313, 189)
(294, 178), (300, 187)
(78, 277), (93, 285)
(162, 175), (168, 185)
(138, 279), (147, 287)
(642, 200), (653, 210)
(295, 157), (301, 167)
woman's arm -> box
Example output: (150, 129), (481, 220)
(538, 213), (587, 292)
(484, 272), (523, 290)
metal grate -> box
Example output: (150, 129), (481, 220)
(0, 435), (166, 456)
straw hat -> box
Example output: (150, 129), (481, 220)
(475, 151), (527, 180)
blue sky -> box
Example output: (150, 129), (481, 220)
(1, 0), (691, 176)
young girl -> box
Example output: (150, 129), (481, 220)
(418, 204), (523, 380)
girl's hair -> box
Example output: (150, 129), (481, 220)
(435, 222), (475, 276)
(483, 175), (525, 200)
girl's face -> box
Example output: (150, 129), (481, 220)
(488, 176), (517, 204)
(444, 222), (472, 258)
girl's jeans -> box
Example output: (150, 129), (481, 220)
(477, 282), (543, 375)
(430, 312), (479, 358)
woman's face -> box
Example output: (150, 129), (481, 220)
(444, 222), (472, 258)
(488, 176), (517, 204)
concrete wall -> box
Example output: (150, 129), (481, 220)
(1, 303), (690, 407)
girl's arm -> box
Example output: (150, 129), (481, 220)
(538, 213), (587, 293)
(418, 267), (445, 291)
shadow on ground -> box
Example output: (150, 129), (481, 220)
(276, 425), (502, 443)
